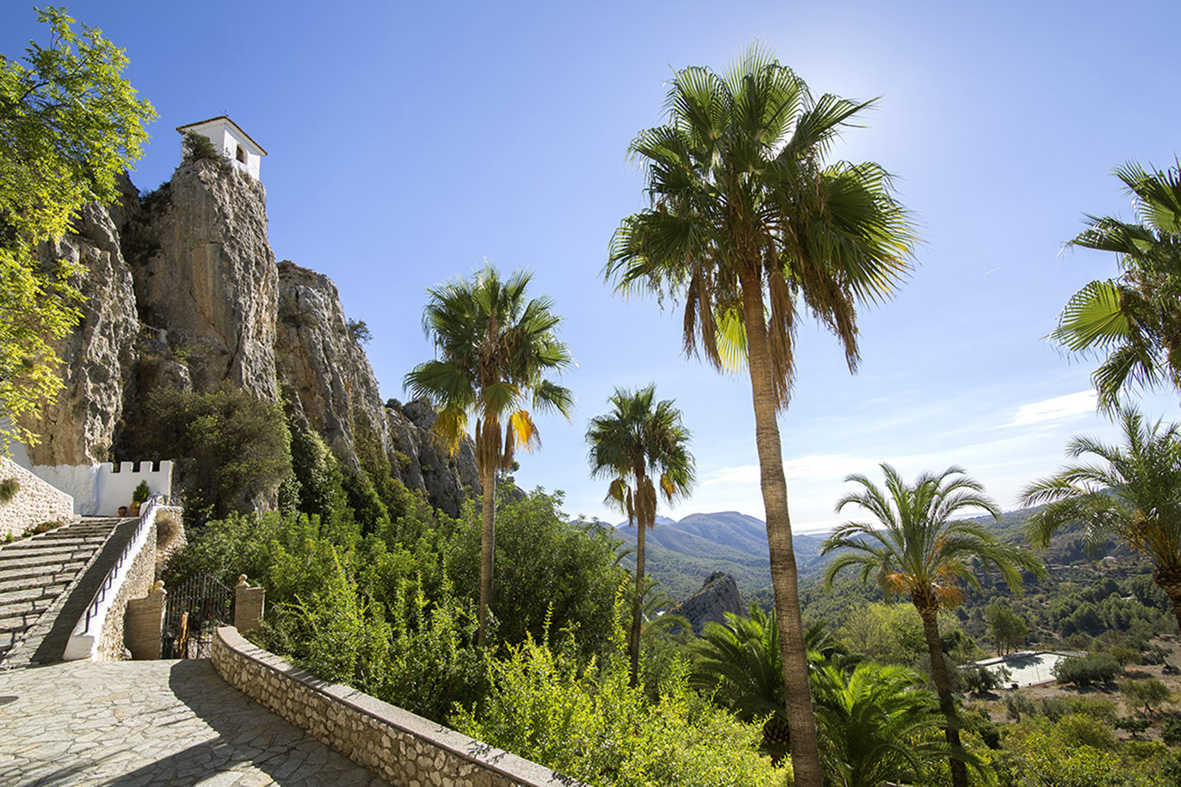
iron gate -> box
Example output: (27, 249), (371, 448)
(162, 574), (234, 658)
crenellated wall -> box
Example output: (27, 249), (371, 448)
(13, 459), (173, 517)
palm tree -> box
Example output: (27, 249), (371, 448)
(690, 605), (847, 762)
(812, 662), (959, 787)
(820, 464), (1040, 787)
(606, 48), (916, 787)
(1022, 407), (1181, 632)
(587, 385), (693, 685)
(405, 265), (573, 645)
(1053, 162), (1181, 408)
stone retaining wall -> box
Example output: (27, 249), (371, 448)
(211, 626), (582, 787)
(0, 455), (74, 540)
(95, 516), (157, 660)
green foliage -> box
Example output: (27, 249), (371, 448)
(1161, 716), (1181, 745)
(346, 319), (371, 344)
(960, 664), (1007, 696)
(1116, 716), (1152, 738)
(448, 488), (624, 659)
(181, 131), (220, 162)
(812, 662), (959, 787)
(287, 421), (348, 526)
(1119, 678), (1173, 715)
(450, 625), (788, 787)
(140, 387), (292, 521)
(835, 602), (946, 666)
(1054, 161), (1181, 407)
(0, 477), (18, 503)
(0, 6), (154, 451)
(1039, 695), (1118, 723)
(1004, 693), (1037, 721)
(993, 715), (1174, 786)
(987, 600), (1029, 655)
(1054, 652), (1121, 686)
(132, 480), (150, 503)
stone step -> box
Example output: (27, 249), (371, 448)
(0, 583), (67, 606)
(0, 598), (50, 625)
(0, 551), (93, 572)
(0, 574), (70, 596)
(0, 562), (84, 584)
(0, 544), (96, 561)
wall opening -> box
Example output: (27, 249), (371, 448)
(236, 144), (247, 164)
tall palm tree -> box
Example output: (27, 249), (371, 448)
(587, 385), (693, 686)
(1053, 162), (1181, 408)
(405, 265), (573, 645)
(607, 48), (917, 785)
(1022, 407), (1181, 632)
(820, 464), (1040, 787)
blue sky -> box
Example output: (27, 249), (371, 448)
(4, 1), (1179, 530)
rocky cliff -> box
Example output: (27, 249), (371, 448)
(25, 157), (479, 514)
(668, 571), (745, 634)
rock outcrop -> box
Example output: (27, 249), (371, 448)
(274, 260), (479, 515)
(21, 157), (479, 515)
(668, 571), (745, 634)
(129, 160), (278, 399)
(24, 204), (139, 465)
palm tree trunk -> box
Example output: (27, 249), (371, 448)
(477, 462), (496, 646)
(918, 604), (967, 787)
(738, 270), (823, 787)
(629, 513), (645, 687)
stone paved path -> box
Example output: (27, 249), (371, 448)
(0, 659), (387, 786)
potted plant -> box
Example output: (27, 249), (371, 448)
(130, 481), (150, 516)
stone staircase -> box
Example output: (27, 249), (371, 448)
(0, 519), (122, 665)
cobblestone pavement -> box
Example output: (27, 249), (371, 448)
(0, 659), (387, 786)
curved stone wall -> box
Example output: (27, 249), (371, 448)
(211, 626), (582, 786)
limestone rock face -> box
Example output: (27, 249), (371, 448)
(24, 203), (139, 465)
(130, 160), (278, 399)
(274, 260), (480, 515)
(668, 571), (745, 634)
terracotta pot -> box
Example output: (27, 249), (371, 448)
(130, 501), (141, 516)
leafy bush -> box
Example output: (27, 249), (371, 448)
(132, 480), (150, 503)
(450, 623), (788, 787)
(1116, 716), (1152, 738)
(181, 131), (221, 162)
(0, 477), (18, 503)
(1162, 716), (1181, 745)
(1039, 695), (1118, 723)
(1054, 652), (1121, 686)
(346, 319), (371, 344)
(1005, 693), (1036, 721)
(960, 663), (1008, 695)
(1120, 678), (1173, 715)
(140, 387), (292, 521)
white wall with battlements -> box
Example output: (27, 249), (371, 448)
(0, 455), (75, 539)
(9, 453), (173, 517)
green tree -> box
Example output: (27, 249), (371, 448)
(1052, 162), (1181, 408)
(1022, 407), (1181, 633)
(404, 265), (573, 644)
(0, 7), (154, 450)
(986, 600), (1029, 656)
(1119, 678), (1172, 716)
(821, 464), (1041, 787)
(606, 49), (917, 786)
(812, 662), (960, 787)
(587, 384), (694, 685)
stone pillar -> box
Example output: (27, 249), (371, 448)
(124, 581), (165, 659)
(235, 574), (265, 634)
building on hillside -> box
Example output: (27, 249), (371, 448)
(176, 115), (267, 180)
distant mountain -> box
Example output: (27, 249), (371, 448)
(608, 511), (831, 601)
(604, 503), (1129, 607)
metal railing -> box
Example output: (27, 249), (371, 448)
(79, 496), (163, 635)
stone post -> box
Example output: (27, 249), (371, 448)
(124, 581), (165, 659)
(235, 574), (265, 634)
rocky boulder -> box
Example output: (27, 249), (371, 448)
(668, 571), (745, 634)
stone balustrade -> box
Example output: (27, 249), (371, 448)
(211, 626), (583, 786)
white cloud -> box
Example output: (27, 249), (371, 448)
(1007, 390), (1097, 427)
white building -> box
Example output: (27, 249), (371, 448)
(176, 115), (268, 180)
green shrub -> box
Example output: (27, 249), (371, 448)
(1120, 678), (1173, 715)
(140, 387), (292, 521)
(1116, 716), (1152, 738)
(1040, 695), (1118, 723)
(1005, 693), (1037, 721)
(0, 477), (18, 503)
(181, 131), (221, 162)
(450, 622), (787, 787)
(1162, 716), (1181, 745)
(1054, 652), (1121, 686)
(132, 480), (150, 503)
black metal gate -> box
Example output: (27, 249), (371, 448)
(162, 574), (235, 658)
